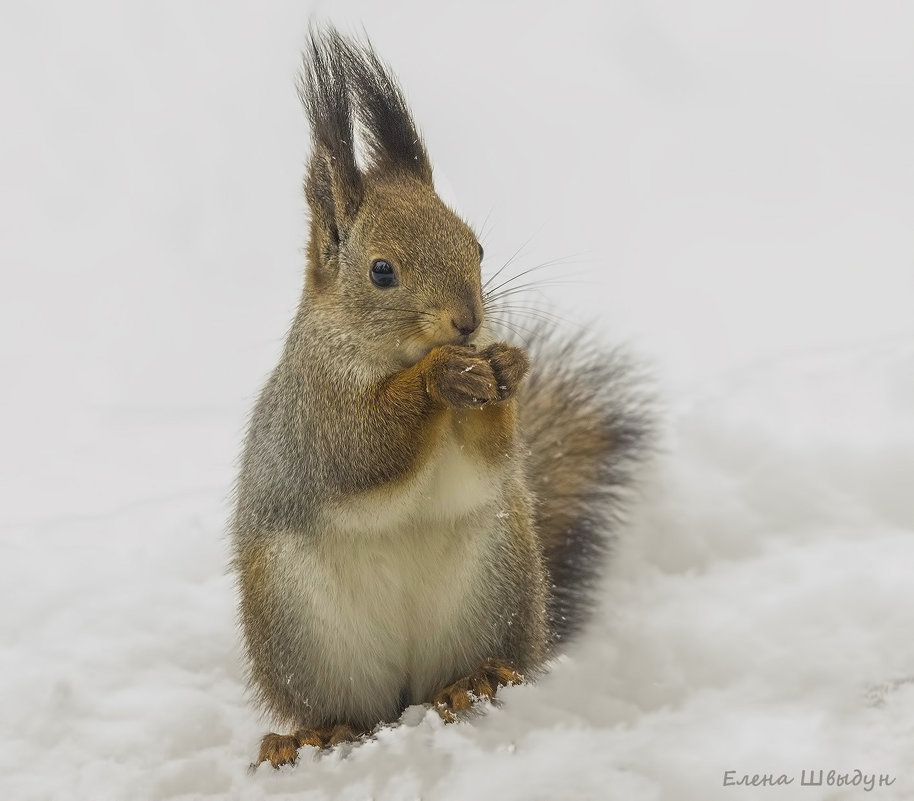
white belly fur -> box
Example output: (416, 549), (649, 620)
(288, 430), (506, 718)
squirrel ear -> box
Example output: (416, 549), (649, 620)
(300, 26), (363, 261)
(341, 36), (433, 184)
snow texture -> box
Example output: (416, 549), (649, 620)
(2, 2), (914, 800)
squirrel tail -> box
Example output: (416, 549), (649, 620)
(517, 323), (655, 645)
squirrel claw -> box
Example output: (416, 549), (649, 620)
(425, 345), (499, 407)
(431, 659), (523, 722)
(481, 343), (529, 401)
(256, 724), (362, 768)
(425, 343), (529, 408)
(257, 732), (302, 769)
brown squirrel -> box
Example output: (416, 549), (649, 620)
(231, 25), (652, 769)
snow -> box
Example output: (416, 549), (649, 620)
(2, 2), (913, 800)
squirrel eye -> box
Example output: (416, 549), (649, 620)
(370, 259), (398, 288)
(477, 242), (484, 262)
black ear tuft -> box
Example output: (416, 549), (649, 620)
(299, 25), (363, 242)
(338, 35), (433, 183)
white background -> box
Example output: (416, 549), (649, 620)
(1, 2), (913, 799)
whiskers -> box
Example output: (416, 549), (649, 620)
(482, 250), (588, 345)
(350, 247), (589, 352)
(366, 305), (435, 344)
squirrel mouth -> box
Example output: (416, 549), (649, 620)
(405, 323), (485, 364)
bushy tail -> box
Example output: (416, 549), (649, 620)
(517, 325), (655, 644)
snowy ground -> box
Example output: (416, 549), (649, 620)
(2, 2), (914, 800)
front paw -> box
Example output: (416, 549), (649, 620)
(425, 345), (500, 408)
(481, 343), (529, 401)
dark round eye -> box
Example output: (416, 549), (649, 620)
(477, 242), (484, 262)
(370, 259), (398, 288)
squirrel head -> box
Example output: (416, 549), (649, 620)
(299, 27), (486, 370)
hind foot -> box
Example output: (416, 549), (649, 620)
(431, 659), (523, 722)
(256, 723), (362, 768)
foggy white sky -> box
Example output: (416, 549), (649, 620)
(1, 0), (912, 521)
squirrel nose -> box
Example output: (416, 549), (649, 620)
(451, 314), (479, 337)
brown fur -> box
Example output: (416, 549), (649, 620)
(431, 659), (523, 722)
(232, 25), (652, 769)
(257, 723), (365, 768)
(516, 331), (654, 642)
(257, 733), (301, 769)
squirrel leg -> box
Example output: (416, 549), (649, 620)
(256, 723), (364, 768)
(358, 343), (528, 484)
(423, 343), (528, 463)
(430, 659), (523, 722)
(256, 732), (301, 769)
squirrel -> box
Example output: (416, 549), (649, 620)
(231, 25), (653, 769)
